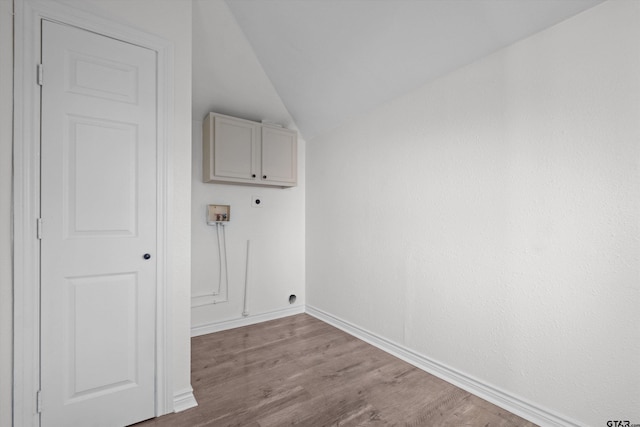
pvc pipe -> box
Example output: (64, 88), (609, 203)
(242, 240), (250, 317)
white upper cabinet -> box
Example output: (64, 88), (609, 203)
(203, 114), (258, 183)
(261, 126), (297, 185)
(203, 113), (297, 187)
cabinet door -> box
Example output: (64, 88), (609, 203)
(261, 126), (297, 186)
(212, 116), (259, 181)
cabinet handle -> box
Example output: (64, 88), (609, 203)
(263, 175), (267, 179)
(252, 174), (256, 178)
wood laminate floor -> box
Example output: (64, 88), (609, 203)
(135, 314), (537, 427)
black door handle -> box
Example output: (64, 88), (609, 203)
(143, 253), (151, 260)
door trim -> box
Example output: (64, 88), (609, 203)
(13, 1), (174, 425)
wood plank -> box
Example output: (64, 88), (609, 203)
(133, 314), (537, 426)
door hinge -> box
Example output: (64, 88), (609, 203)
(37, 63), (43, 86)
(37, 218), (42, 240)
(36, 390), (42, 413)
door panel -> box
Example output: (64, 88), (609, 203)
(66, 116), (138, 237)
(68, 273), (138, 400)
(40, 20), (157, 427)
(66, 51), (139, 103)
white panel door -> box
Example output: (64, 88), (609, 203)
(40, 20), (157, 427)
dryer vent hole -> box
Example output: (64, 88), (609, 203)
(289, 294), (297, 304)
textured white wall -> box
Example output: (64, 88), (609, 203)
(191, 122), (305, 326)
(191, 1), (305, 330)
(0, 0), (13, 424)
(192, 0), (298, 132)
(306, 1), (639, 425)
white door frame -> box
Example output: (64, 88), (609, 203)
(13, 1), (174, 425)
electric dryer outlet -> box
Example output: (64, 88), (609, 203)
(251, 195), (263, 208)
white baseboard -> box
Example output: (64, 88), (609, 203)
(305, 305), (582, 427)
(173, 387), (198, 413)
(191, 305), (305, 337)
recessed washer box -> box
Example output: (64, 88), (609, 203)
(207, 204), (230, 224)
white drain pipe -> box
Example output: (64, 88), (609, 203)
(242, 240), (251, 317)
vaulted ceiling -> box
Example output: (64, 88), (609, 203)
(202, 0), (603, 141)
